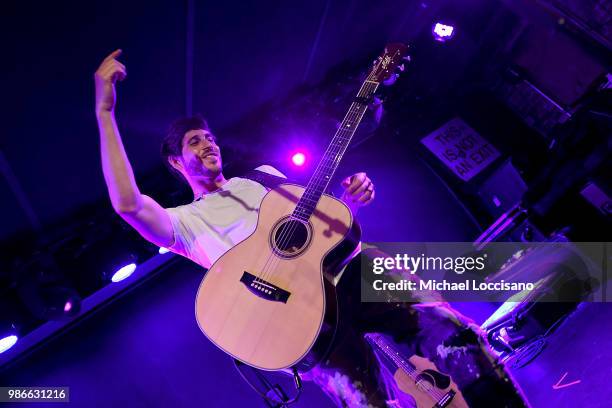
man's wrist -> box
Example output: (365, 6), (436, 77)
(96, 110), (115, 122)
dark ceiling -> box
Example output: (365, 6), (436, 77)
(1, 0), (468, 242)
(1, 0), (609, 247)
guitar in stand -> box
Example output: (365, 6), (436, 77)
(365, 333), (468, 408)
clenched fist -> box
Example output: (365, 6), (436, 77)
(340, 172), (375, 215)
(94, 49), (127, 116)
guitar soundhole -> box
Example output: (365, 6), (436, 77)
(271, 217), (312, 258)
(416, 376), (434, 392)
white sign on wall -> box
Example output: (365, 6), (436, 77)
(421, 117), (500, 181)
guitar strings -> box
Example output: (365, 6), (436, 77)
(257, 74), (379, 285)
(264, 79), (377, 279)
(370, 335), (448, 401)
(256, 49), (403, 287)
(255, 78), (378, 285)
(266, 48), (404, 281)
(254, 77), (377, 283)
(254, 94), (365, 285)
(389, 351), (448, 401)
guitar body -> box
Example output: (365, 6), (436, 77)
(394, 355), (469, 408)
(195, 183), (360, 371)
(194, 43), (407, 373)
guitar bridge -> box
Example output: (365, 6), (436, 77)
(240, 271), (291, 303)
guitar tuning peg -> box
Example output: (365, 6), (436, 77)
(402, 55), (411, 62)
(397, 63), (405, 72)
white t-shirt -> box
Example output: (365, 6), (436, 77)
(166, 165), (286, 269)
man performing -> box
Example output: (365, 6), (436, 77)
(95, 49), (529, 407)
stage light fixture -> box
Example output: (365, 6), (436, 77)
(158, 247), (170, 254)
(432, 22), (455, 42)
(0, 294), (41, 351)
(110, 263), (137, 283)
(68, 236), (140, 289)
(0, 334), (18, 354)
(291, 152), (306, 166)
(18, 282), (82, 321)
(0, 320), (19, 354)
(15, 254), (83, 321)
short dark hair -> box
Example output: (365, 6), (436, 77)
(161, 114), (212, 183)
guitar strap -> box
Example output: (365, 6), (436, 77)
(242, 168), (335, 195)
(241, 168), (293, 189)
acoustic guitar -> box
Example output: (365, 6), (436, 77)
(365, 333), (469, 408)
(195, 43), (408, 372)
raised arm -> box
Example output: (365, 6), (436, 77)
(95, 49), (174, 248)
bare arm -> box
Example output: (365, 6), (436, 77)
(95, 50), (174, 248)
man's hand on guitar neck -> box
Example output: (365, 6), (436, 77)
(340, 172), (375, 215)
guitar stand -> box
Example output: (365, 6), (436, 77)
(233, 359), (303, 407)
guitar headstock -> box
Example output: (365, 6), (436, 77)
(368, 43), (410, 84)
(364, 332), (384, 345)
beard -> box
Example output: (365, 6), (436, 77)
(186, 155), (222, 178)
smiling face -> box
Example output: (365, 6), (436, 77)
(170, 128), (223, 180)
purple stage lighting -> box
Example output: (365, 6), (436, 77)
(0, 335), (18, 354)
(432, 22), (455, 42)
(64, 301), (73, 313)
(111, 263), (137, 283)
(291, 152), (306, 166)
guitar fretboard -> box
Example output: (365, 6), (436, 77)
(365, 333), (419, 380)
(292, 79), (379, 221)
